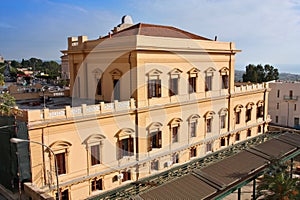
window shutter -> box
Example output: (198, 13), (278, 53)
(118, 140), (122, 159)
(129, 137), (134, 155)
(158, 80), (161, 97)
(158, 131), (162, 148)
(148, 81), (152, 98)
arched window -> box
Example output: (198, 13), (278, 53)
(234, 104), (243, 124)
(83, 134), (106, 166)
(219, 108), (228, 129)
(188, 114), (200, 138)
(204, 111), (215, 133)
(110, 69), (122, 101)
(147, 122), (163, 152)
(48, 141), (72, 175)
(168, 118), (183, 143)
(92, 68), (103, 96)
(245, 102), (254, 122)
(256, 100), (264, 119)
(115, 128), (135, 159)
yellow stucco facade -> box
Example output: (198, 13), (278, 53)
(17, 18), (270, 199)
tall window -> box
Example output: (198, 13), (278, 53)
(190, 147), (197, 158)
(258, 126), (262, 133)
(246, 108), (252, 122)
(172, 126), (179, 143)
(275, 116), (278, 123)
(206, 143), (212, 152)
(169, 68), (181, 96)
(148, 79), (161, 98)
(151, 160), (159, 171)
(189, 77), (197, 93)
(206, 118), (212, 133)
(277, 90), (280, 98)
(294, 117), (299, 127)
(220, 138), (226, 147)
(290, 90), (293, 98)
(118, 137), (134, 159)
(247, 129), (251, 137)
(172, 153), (179, 164)
(277, 103), (279, 109)
(295, 104), (297, 111)
(221, 75), (229, 89)
(169, 77), (179, 96)
(190, 121), (197, 137)
(147, 69), (162, 98)
(91, 178), (102, 191)
(96, 78), (102, 95)
(235, 133), (240, 142)
(257, 105), (264, 118)
(148, 131), (162, 151)
(91, 145), (100, 166)
(56, 152), (66, 175)
(220, 115), (226, 129)
(205, 76), (212, 91)
(235, 111), (241, 124)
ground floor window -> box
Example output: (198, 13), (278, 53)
(91, 178), (103, 191)
(122, 171), (131, 182)
(190, 147), (197, 158)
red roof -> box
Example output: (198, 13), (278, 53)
(103, 23), (211, 40)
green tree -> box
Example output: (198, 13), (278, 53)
(242, 64), (279, 83)
(0, 93), (16, 114)
(0, 73), (4, 86)
(256, 158), (300, 200)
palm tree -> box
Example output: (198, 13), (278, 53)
(256, 158), (300, 200)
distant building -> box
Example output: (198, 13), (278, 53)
(269, 81), (300, 129)
(0, 55), (4, 63)
(0, 16), (270, 200)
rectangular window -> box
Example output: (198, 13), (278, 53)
(235, 111), (240, 124)
(277, 103), (279, 110)
(275, 116), (279, 123)
(290, 90), (293, 98)
(222, 75), (229, 89)
(91, 145), (100, 166)
(258, 126), (262, 133)
(56, 152), (66, 175)
(295, 104), (297, 111)
(246, 109), (251, 122)
(172, 127), (178, 143)
(205, 76), (212, 91)
(148, 79), (161, 98)
(206, 118), (212, 133)
(190, 147), (197, 158)
(91, 179), (102, 191)
(294, 117), (299, 127)
(56, 189), (69, 200)
(119, 138), (134, 158)
(247, 129), (251, 137)
(169, 78), (179, 96)
(172, 154), (179, 164)
(220, 115), (226, 129)
(277, 90), (280, 98)
(148, 131), (162, 151)
(190, 122), (196, 137)
(122, 171), (131, 182)
(206, 143), (212, 152)
(188, 77), (196, 93)
(235, 133), (240, 141)
(96, 78), (102, 95)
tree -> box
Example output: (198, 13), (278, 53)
(256, 158), (300, 200)
(0, 93), (16, 114)
(242, 64), (279, 83)
(0, 74), (4, 86)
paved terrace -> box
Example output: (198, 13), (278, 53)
(86, 131), (300, 200)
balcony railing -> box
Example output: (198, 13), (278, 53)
(283, 95), (298, 101)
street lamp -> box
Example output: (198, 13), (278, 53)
(41, 86), (49, 109)
(10, 138), (60, 200)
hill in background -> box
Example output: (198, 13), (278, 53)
(235, 70), (300, 82)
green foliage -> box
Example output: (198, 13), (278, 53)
(0, 93), (16, 114)
(0, 74), (4, 86)
(242, 64), (279, 83)
(256, 158), (300, 200)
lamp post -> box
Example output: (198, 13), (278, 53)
(10, 138), (60, 200)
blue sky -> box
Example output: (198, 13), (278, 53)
(0, 0), (300, 73)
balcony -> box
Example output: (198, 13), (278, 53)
(283, 95), (298, 101)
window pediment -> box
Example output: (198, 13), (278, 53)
(147, 122), (163, 131)
(114, 128), (134, 140)
(188, 67), (200, 77)
(218, 108), (228, 116)
(204, 111), (215, 119)
(234, 104), (243, 112)
(168, 118), (183, 126)
(48, 140), (72, 152)
(169, 68), (182, 75)
(246, 102), (254, 109)
(205, 67), (216, 76)
(110, 69), (122, 79)
(83, 134), (106, 146)
(188, 114), (200, 122)
(257, 100), (264, 107)
(92, 68), (103, 77)
(219, 67), (229, 75)
(147, 69), (162, 77)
